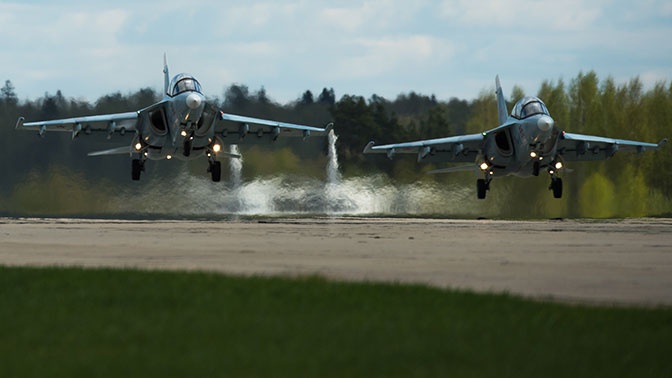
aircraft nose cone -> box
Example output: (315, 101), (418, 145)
(186, 93), (202, 110)
(537, 116), (554, 132)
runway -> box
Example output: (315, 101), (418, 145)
(1, 217), (671, 306)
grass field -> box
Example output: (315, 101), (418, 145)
(1, 266), (670, 377)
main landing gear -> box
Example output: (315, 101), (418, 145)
(477, 177), (491, 199)
(207, 160), (221, 182)
(131, 159), (145, 181)
(549, 176), (563, 199)
(475, 174), (563, 199)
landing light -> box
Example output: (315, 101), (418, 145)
(180, 130), (188, 137)
(166, 155), (172, 160)
(134, 142), (142, 151)
(554, 161), (563, 170)
(530, 151), (538, 158)
(479, 162), (489, 171)
(213, 143), (222, 153)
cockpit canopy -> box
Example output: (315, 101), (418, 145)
(169, 73), (202, 96)
(511, 96), (549, 119)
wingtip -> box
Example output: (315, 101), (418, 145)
(363, 141), (376, 154)
(659, 138), (668, 148)
(15, 116), (24, 130)
(324, 122), (334, 132)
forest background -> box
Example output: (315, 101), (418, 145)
(1, 71), (670, 218)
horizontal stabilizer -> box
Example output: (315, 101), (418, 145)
(427, 165), (478, 174)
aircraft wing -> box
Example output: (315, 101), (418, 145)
(363, 133), (484, 163)
(216, 111), (333, 143)
(16, 112), (139, 139)
(557, 132), (667, 161)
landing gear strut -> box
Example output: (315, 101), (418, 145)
(533, 161), (540, 176)
(183, 130), (195, 157)
(549, 177), (563, 198)
(477, 177), (491, 199)
(208, 160), (221, 182)
(183, 138), (193, 157)
(131, 159), (145, 181)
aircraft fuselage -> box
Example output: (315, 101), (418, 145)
(484, 114), (559, 178)
(136, 73), (220, 161)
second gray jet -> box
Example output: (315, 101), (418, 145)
(364, 76), (666, 199)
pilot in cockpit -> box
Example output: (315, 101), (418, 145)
(511, 97), (550, 119)
(169, 74), (202, 96)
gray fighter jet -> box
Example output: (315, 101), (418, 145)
(364, 76), (666, 199)
(16, 55), (332, 181)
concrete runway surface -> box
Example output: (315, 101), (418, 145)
(1, 217), (671, 306)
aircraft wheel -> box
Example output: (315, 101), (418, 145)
(551, 178), (563, 199)
(210, 161), (221, 182)
(477, 179), (487, 199)
(132, 159), (143, 181)
(533, 161), (540, 176)
(183, 139), (192, 157)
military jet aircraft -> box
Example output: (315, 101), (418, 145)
(364, 76), (666, 199)
(16, 55), (332, 181)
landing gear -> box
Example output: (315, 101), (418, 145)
(549, 177), (563, 199)
(183, 138), (192, 157)
(477, 178), (490, 199)
(208, 161), (221, 182)
(533, 161), (540, 176)
(131, 159), (145, 181)
(183, 130), (195, 157)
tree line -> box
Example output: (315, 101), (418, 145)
(1, 72), (671, 217)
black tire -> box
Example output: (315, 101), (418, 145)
(533, 161), (540, 176)
(131, 159), (142, 181)
(477, 179), (487, 199)
(552, 178), (563, 198)
(210, 161), (221, 182)
(183, 139), (192, 157)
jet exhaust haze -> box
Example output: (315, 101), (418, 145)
(111, 132), (485, 217)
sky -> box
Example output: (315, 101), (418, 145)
(1, 0), (671, 105)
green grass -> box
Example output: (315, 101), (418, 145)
(1, 266), (670, 377)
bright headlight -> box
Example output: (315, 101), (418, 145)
(555, 161), (563, 170)
(479, 162), (489, 171)
(213, 143), (222, 153)
(134, 142), (142, 151)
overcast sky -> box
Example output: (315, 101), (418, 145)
(1, 0), (671, 105)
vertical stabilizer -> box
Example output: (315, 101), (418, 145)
(495, 75), (508, 125)
(163, 53), (170, 95)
